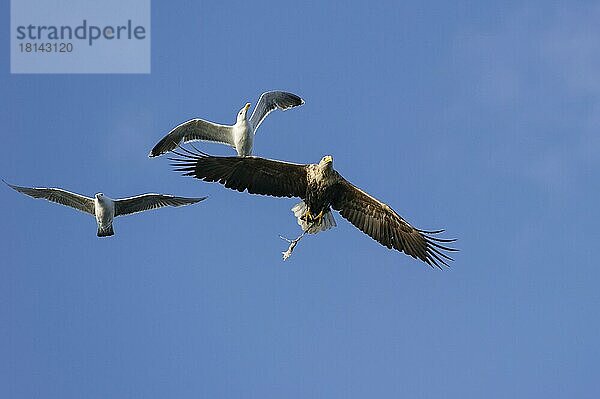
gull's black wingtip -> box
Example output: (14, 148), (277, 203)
(148, 146), (164, 158)
(148, 137), (181, 159)
(2, 179), (17, 190)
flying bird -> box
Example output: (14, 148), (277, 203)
(169, 149), (456, 268)
(5, 181), (206, 237)
(149, 90), (305, 158)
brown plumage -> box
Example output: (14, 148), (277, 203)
(170, 147), (456, 268)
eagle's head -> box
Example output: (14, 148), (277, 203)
(95, 193), (104, 201)
(319, 155), (333, 169)
(237, 102), (251, 122)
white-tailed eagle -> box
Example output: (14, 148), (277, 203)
(169, 149), (456, 268)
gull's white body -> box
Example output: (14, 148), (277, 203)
(149, 91), (305, 158)
(4, 181), (206, 237)
(232, 107), (254, 156)
(94, 194), (116, 236)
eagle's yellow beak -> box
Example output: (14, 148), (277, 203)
(245, 103), (251, 111)
(323, 155), (333, 164)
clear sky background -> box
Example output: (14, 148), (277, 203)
(1, 1), (599, 398)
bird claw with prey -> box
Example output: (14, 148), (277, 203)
(302, 209), (324, 226)
(279, 232), (307, 261)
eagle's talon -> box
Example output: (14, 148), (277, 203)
(304, 209), (313, 223)
(315, 210), (324, 225)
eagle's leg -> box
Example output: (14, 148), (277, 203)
(314, 210), (324, 225)
(303, 208), (324, 225)
(303, 208), (314, 223)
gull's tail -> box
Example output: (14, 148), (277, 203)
(292, 201), (336, 234)
(97, 224), (114, 237)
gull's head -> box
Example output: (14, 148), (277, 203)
(319, 155), (334, 169)
(95, 193), (104, 200)
(237, 102), (251, 121)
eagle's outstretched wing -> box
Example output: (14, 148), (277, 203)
(331, 179), (456, 268)
(170, 148), (308, 198)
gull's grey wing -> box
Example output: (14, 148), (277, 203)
(330, 179), (457, 269)
(249, 91), (305, 131)
(114, 194), (206, 217)
(149, 118), (235, 157)
(4, 181), (95, 215)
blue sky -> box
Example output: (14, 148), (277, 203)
(1, 1), (599, 398)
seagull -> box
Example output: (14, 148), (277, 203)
(4, 181), (206, 237)
(169, 149), (457, 268)
(149, 90), (304, 157)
